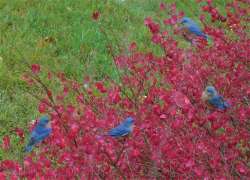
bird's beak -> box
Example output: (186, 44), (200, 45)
(179, 19), (184, 24)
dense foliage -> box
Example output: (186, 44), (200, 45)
(1, 1), (249, 179)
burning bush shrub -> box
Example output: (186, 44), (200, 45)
(1, 1), (249, 179)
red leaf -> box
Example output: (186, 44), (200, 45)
(47, 90), (52, 98)
(48, 72), (52, 80)
(194, 167), (203, 176)
(95, 82), (107, 93)
(185, 159), (195, 168)
(92, 10), (100, 21)
(108, 88), (121, 103)
(63, 86), (69, 96)
(31, 64), (40, 74)
(144, 17), (160, 33)
(131, 148), (140, 158)
(38, 102), (47, 113)
(76, 93), (84, 103)
(162, 31), (168, 37)
(2, 136), (10, 150)
(172, 118), (183, 129)
(144, 17), (153, 25)
(151, 33), (162, 44)
(129, 42), (137, 51)
(14, 128), (24, 141)
(69, 123), (79, 138)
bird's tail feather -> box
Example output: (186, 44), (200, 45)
(24, 145), (33, 153)
(202, 33), (208, 40)
(224, 101), (230, 108)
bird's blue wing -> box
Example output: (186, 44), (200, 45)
(25, 133), (37, 152)
(25, 128), (51, 152)
(209, 96), (229, 110)
(108, 125), (130, 137)
(30, 127), (51, 141)
(218, 96), (230, 110)
(188, 25), (207, 39)
(223, 100), (230, 108)
(26, 136), (36, 147)
(35, 128), (52, 142)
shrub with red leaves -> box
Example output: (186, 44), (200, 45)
(2, 1), (250, 179)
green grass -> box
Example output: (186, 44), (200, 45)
(0, 0), (228, 160)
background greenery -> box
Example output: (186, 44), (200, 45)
(0, 0), (227, 160)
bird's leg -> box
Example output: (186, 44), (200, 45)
(117, 136), (127, 144)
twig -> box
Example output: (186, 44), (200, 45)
(102, 149), (126, 180)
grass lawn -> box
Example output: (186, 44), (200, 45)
(0, 0), (228, 160)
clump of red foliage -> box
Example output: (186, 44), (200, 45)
(1, 0), (249, 179)
(92, 10), (100, 21)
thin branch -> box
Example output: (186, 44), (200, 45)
(102, 149), (126, 180)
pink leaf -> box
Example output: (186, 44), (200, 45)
(236, 163), (248, 175)
(129, 42), (137, 51)
(160, 2), (166, 11)
(171, 91), (191, 109)
(0, 172), (6, 179)
(160, 114), (167, 119)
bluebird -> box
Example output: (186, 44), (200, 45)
(108, 117), (134, 137)
(180, 17), (207, 43)
(202, 86), (230, 110)
(25, 115), (52, 152)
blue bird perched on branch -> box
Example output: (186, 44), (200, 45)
(108, 117), (134, 138)
(25, 115), (52, 152)
(202, 86), (230, 110)
(179, 17), (208, 43)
